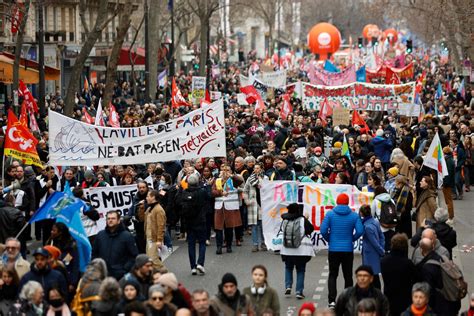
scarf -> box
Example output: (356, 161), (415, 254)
(46, 304), (71, 316)
(248, 172), (262, 206)
(410, 304), (427, 316)
(392, 185), (409, 214)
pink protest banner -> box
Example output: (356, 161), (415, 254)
(301, 81), (416, 112)
(308, 64), (356, 86)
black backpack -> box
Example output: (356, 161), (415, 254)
(378, 200), (398, 228)
(180, 189), (199, 219)
(281, 217), (304, 248)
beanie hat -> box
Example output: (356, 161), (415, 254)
(122, 278), (141, 294)
(434, 207), (449, 223)
(134, 254), (153, 269)
(355, 265), (374, 276)
(221, 273), (238, 286)
(336, 193), (349, 205)
(43, 245), (62, 260)
(276, 156), (288, 166)
(187, 174), (199, 187)
(298, 302), (316, 316)
(388, 167), (399, 177)
(334, 141), (342, 148)
(314, 146), (322, 154)
(158, 273), (179, 290)
(84, 169), (95, 179)
(443, 146), (452, 154)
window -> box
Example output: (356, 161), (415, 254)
(61, 7), (66, 31)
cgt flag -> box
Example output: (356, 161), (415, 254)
(108, 103), (121, 128)
(4, 110), (42, 167)
(29, 182), (91, 272)
(171, 78), (191, 108)
(18, 80), (39, 113)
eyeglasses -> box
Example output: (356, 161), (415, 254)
(151, 296), (164, 301)
(5, 247), (18, 251)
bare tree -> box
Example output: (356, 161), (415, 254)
(12, 0), (31, 93)
(187, 0), (220, 76)
(103, 0), (135, 108)
(64, 0), (119, 116)
(128, 15), (145, 99)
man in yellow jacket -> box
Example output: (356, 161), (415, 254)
(144, 190), (167, 269)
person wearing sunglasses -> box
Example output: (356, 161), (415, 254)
(0, 237), (30, 279)
(146, 284), (177, 316)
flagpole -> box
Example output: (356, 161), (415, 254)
(1, 154), (5, 188)
(15, 222), (30, 239)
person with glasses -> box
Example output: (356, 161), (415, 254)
(0, 238), (30, 279)
(146, 284), (177, 316)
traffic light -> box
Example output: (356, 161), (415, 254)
(358, 37), (363, 48)
(406, 40), (413, 53)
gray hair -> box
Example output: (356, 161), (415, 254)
(98, 277), (121, 302)
(245, 156), (256, 164)
(390, 148), (405, 162)
(20, 281), (43, 301)
(412, 282), (431, 297)
(149, 284), (167, 298)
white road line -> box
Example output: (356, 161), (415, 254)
(321, 272), (329, 277)
(318, 279), (327, 284)
(315, 286), (324, 292)
(312, 294), (321, 300)
(323, 265), (329, 270)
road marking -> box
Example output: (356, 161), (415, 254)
(323, 265), (329, 270)
(318, 279), (327, 284)
(312, 294), (321, 300)
(315, 286), (324, 292)
(321, 272), (329, 277)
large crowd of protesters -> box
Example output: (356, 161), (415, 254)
(0, 50), (474, 316)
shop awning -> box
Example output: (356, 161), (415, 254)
(0, 55), (39, 84)
(0, 51), (60, 81)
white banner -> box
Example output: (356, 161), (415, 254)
(83, 184), (138, 230)
(49, 100), (226, 166)
(261, 181), (372, 252)
(191, 76), (206, 104)
(259, 70), (287, 88)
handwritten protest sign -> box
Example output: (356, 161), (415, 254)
(261, 181), (372, 252)
(332, 107), (351, 126)
(83, 184), (137, 230)
(302, 81), (416, 112)
(48, 99), (226, 166)
(191, 76), (206, 104)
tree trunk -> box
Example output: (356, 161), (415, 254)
(147, 0), (161, 101)
(64, 0), (116, 116)
(103, 0), (134, 109)
(12, 0), (31, 93)
(129, 16), (145, 100)
(199, 16), (208, 76)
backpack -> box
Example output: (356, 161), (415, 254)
(378, 200), (399, 228)
(427, 255), (468, 301)
(180, 189), (199, 219)
(281, 217), (304, 248)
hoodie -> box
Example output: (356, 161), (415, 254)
(370, 193), (395, 232)
(320, 205), (364, 252)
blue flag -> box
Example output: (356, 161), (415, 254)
(29, 183), (91, 272)
(356, 66), (366, 82)
(324, 60), (340, 73)
(435, 82), (443, 100)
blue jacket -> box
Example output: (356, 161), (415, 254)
(361, 216), (385, 274)
(320, 205), (364, 252)
(19, 264), (67, 296)
(371, 136), (393, 163)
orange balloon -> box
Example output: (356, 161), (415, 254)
(307, 23), (341, 60)
(383, 28), (398, 45)
(362, 24), (381, 39)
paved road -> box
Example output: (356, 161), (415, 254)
(25, 190), (473, 313)
(163, 190), (474, 312)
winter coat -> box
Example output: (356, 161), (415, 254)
(268, 168), (295, 181)
(320, 205), (364, 252)
(19, 263), (68, 297)
(243, 173), (266, 226)
(176, 185), (210, 229)
(8, 299), (48, 316)
(0, 282), (18, 316)
(361, 216), (385, 274)
(415, 188), (437, 228)
(370, 193), (396, 232)
(210, 290), (255, 316)
(92, 223), (138, 280)
(0, 255), (30, 279)
(144, 202), (166, 243)
(416, 251), (446, 314)
(242, 286), (280, 316)
(280, 213), (315, 265)
(91, 300), (121, 316)
(381, 250), (417, 316)
(400, 305), (437, 316)
(411, 238), (450, 265)
(335, 286), (390, 316)
(410, 223), (457, 259)
(443, 153), (456, 188)
(371, 136), (393, 163)
(0, 203), (24, 243)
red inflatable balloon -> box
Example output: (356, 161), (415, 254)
(362, 24), (381, 39)
(307, 23), (341, 60)
(383, 28), (398, 45)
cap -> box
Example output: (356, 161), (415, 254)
(221, 273), (238, 286)
(33, 247), (50, 258)
(336, 193), (349, 205)
(134, 254), (153, 269)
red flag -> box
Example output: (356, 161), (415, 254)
(82, 108), (94, 124)
(205, 89), (211, 103)
(10, 3), (24, 35)
(385, 67), (401, 84)
(318, 98), (332, 127)
(352, 110), (369, 134)
(18, 80), (39, 113)
(171, 78), (191, 108)
(239, 85), (259, 104)
(4, 110), (42, 167)
(19, 101), (28, 127)
(108, 103), (121, 128)
(29, 111), (40, 133)
(280, 94), (293, 120)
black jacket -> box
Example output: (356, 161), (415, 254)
(416, 251), (445, 313)
(0, 202), (24, 243)
(19, 263), (68, 297)
(381, 250), (417, 316)
(176, 185), (211, 229)
(92, 223), (138, 280)
(335, 285), (390, 316)
(400, 305), (437, 315)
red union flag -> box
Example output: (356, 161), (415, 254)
(171, 78), (191, 108)
(108, 103), (121, 128)
(82, 108), (94, 124)
(18, 80), (39, 113)
(280, 94), (293, 120)
(11, 3), (24, 35)
(4, 110), (42, 167)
